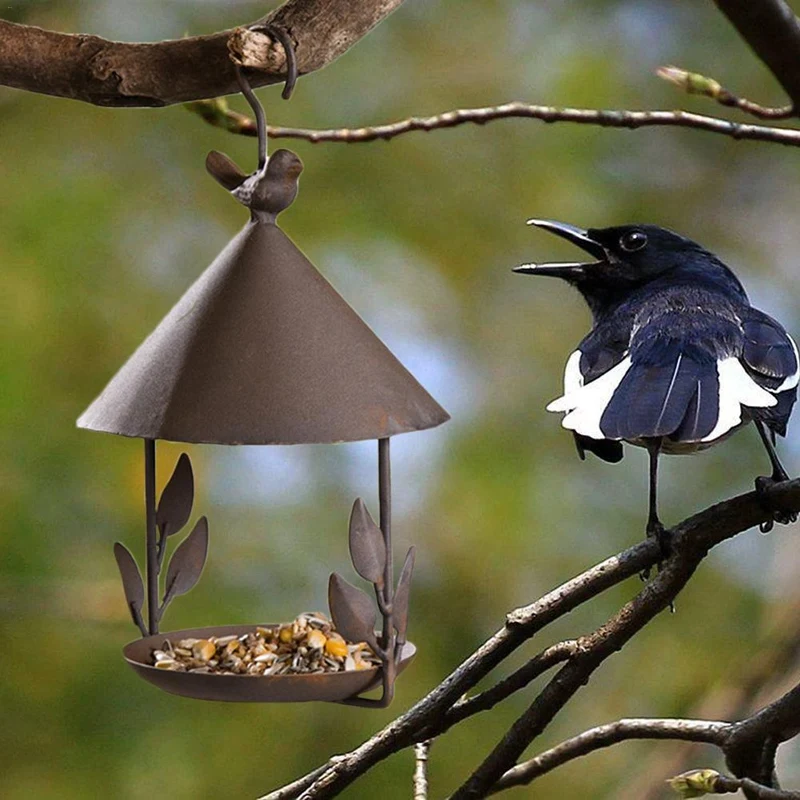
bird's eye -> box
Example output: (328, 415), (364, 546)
(620, 231), (647, 252)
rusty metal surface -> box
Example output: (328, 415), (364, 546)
(77, 218), (449, 444)
(123, 624), (416, 703)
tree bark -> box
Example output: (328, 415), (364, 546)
(0, 0), (405, 107)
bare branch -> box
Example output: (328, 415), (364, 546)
(713, 0), (800, 110)
(413, 741), (432, 800)
(656, 65), (794, 119)
(725, 681), (800, 788)
(450, 479), (800, 799)
(188, 99), (800, 148)
(0, 0), (405, 107)
(490, 718), (729, 794)
(261, 478), (800, 799)
(438, 641), (579, 731)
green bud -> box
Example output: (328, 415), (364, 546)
(666, 769), (721, 798)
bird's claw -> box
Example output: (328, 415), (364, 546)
(639, 520), (672, 581)
(755, 475), (797, 532)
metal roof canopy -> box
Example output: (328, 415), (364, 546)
(77, 147), (449, 445)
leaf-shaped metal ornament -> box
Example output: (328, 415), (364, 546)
(163, 516), (209, 606)
(113, 542), (146, 633)
(393, 546), (415, 644)
(156, 453), (194, 537)
(328, 572), (378, 651)
(348, 498), (386, 588)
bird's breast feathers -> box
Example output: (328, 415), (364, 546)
(546, 298), (798, 448)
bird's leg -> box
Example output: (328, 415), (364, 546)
(640, 437), (671, 580)
(754, 421), (796, 531)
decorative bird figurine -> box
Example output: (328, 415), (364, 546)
(515, 220), (798, 546)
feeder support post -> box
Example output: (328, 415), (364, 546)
(378, 437), (393, 650)
(144, 439), (159, 635)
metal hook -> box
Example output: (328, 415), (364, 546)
(252, 24), (298, 101)
(235, 65), (268, 170)
(234, 25), (298, 171)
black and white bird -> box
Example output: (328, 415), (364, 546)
(515, 220), (798, 543)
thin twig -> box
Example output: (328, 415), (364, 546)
(413, 741), (432, 800)
(437, 641), (578, 731)
(491, 718), (729, 794)
(668, 770), (800, 799)
(186, 99), (800, 148)
(656, 65), (794, 119)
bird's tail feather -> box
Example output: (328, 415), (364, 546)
(548, 341), (777, 443)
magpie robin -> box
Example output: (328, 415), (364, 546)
(515, 220), (798, 544)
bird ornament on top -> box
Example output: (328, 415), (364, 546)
(515, 220), (798, 546)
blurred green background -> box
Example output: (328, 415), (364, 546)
(2, 1), (800, 798)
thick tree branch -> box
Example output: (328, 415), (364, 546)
(187, 99), (800, 148)
(490, 718), (729, 794)
(725, 681), (800, 788)
(261, 478), (800, 799)
(0, 0), (404, 106)
(713, 0), (800, 110)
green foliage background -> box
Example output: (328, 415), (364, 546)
(2, 1), (800, 797)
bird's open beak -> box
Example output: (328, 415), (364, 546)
(513, 219), (607, 278)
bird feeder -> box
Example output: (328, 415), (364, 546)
(77, 65), (449, 706)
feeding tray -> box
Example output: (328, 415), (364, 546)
(124, 624), (417, 703)
(77, 66), (448, 708)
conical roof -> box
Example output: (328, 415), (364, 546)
(77, 160), (449, 444)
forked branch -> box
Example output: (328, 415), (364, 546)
(259, 478), (800, 799)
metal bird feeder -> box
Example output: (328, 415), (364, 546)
(77, 58), (448, 706)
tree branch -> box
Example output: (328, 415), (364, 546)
(490, 718), (729, 794)
(186, 98), (800, 148)
(0, 0), (405, 107)
(450, 479), (800, 799)
(725, 680), (800, 789)
(260, 478), (800, 799)
(713, 0), (800, 110)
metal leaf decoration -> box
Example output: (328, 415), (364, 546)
(163, 516), (209, 605)
(393, 546), (415, 644)
(348, 498), (386, 588)
(113, 542), (145, 628)
(328, 572), (378, 651)
(156, 453), (194, 537)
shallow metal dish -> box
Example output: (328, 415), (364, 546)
(123, 624), (416, 703)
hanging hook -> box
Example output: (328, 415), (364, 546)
(251, 24), (298, 101)
(235, 65), (268, 170)
(234, 25), (298, 171)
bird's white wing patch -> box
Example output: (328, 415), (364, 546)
(774, 332), (800, 392)
(563, 350), (584, 394)
(546, 356), (632, 440)
(702, 357), (778, 442)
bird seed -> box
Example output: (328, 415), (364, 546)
(150, 612), (381, 676)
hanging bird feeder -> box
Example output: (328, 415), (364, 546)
(77, 45), (449, 706)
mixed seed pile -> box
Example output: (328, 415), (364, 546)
(151, 612), (381, 676)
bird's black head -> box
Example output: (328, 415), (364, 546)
(514, 220), (746, 317)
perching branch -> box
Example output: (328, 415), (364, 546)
(186, 99), (800, 148)
(0, 0), (405, 106)
(260, 478), (800, 800)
